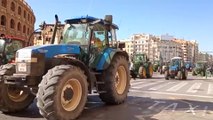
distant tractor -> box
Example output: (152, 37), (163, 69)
(153, 61), (160, 72)
(0, 36), (26, 65)
(185, 61), (193, 72)
(165, 57), (188, 80)
(0, 15), (130, 120)
(130, 53), (153, 79)
(192, 61), (208, 76)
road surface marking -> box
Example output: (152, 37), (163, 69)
(131, 81), (164, 89)
(130, 81), (145, 86)
(186, 83), (202, 93)
(163, 103), (178, 112)
(166, 82), (188, 92)
(207, 83), (213, 94)
(149, 82), (175, 91)
(202, 106), (208, 116)
(130, 90), (213, 99)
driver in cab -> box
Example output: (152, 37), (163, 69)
(91, 33), (102, 48)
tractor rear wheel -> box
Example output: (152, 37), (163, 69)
(177, 71), (183, 80)
(182, 70), (188, 80)
(138, 66), (146, 79)
(0, 64), (34, 113)
(37, 65), (88, 120)
(164, 71), (169, 80)
(98, 55), (130, 104)
(147, 64), (153, 78)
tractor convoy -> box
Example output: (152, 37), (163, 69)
(0, 14), (201, 120)
(0, 15), (130, 120)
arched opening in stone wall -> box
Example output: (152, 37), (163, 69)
(10, 19), (15, 29)
(23, 25), (26, 33)
(24, 10), (26, 18)
(1, 15), (6, 26)
(17, 22), (21, 31)
(27, 28), (29, 34)
(1, 0), (7, 7)
(11, 2), (15, 11)
(18, 6), (22, 15)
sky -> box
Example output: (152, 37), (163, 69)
(26, 0), (213, 52)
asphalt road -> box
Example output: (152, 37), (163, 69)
(0, 72), (213, 120)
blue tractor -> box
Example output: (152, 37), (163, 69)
(0, 15), (130, 120)
(164, 57), (188, 80)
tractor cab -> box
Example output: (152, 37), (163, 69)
(61, 16), (119, 68)
(169, 57), (184, 71)
(0, 37), (25, 64)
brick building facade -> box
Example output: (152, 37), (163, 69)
(0, 0), (35, 44)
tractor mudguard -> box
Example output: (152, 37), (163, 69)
(95, 48), (128, 71)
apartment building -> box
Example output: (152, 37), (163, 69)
(173, 39), (199, 63)
(124, 33), (198, 63)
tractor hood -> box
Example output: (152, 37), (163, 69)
(16, 44), (81, 58)
(169, 65), (178, 71)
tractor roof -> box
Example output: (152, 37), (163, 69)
(171, 57), (182, 60)
(197, 61), (208, 63)
(65, 16), (119, 29)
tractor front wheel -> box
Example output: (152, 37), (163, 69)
(37, 65), (88, 120)
(98, 55), (130, 104)
(0, 64), (34, 113)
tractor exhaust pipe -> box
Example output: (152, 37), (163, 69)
(50, 14), (59, 44)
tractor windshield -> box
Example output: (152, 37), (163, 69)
(133, 54), (146, 63)
(170, 59), (180, 66)
(0, 39), (5, 53)
(196, 63), (204, 68)
(61, 24), (89, 45)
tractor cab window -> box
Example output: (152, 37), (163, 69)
(171, 59), (180, 66)
(62, 24), (89, 46)
(91, 24), (107, 49)
(109, 29), (117, 48)
(0, 39), (5, 53)
(134, 54), (145, 62)
(196, 63), (205, 68)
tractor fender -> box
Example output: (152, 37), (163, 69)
(96, 48), (129, 70)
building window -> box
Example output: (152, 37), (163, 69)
(24, 10), (26, 18)
(1, 15), (6, 26)
(10, 19), (15, 29)
(28, 13), (30, 21)
(10, 2), (15, 11)
(18, 6), (22, 15)
(23, 25), (26, 33)
(17, 22), (21, 31)
(2, 0), (7, 7)
(27, 28), (29, 34)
